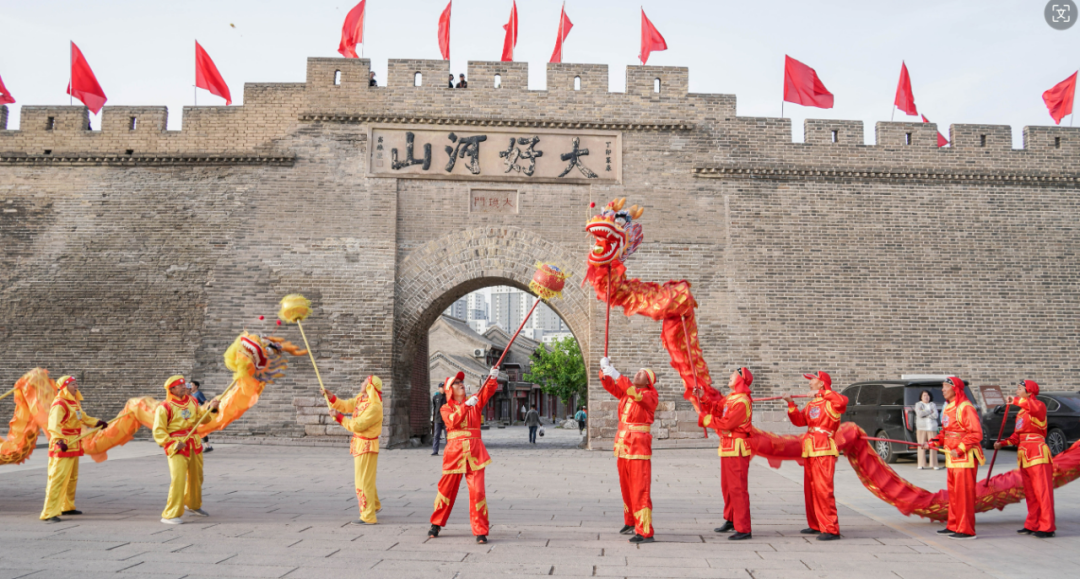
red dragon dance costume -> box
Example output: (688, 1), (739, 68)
(930, 376), (985, 537)
(1004, 380), (1055, 534)
(697, 368), (754, 536)
(430, 372), (498, 537)
(601, 367), (659, 539)
(786, 371), (848, 537)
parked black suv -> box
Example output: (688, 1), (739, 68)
(839, 380), (979, 463)
(981, 392), (1080, 456)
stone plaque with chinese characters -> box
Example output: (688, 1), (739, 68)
(368, 125), (621, 184)
(469, 189), (518, 214)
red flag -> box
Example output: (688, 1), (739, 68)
(921, 114), (949, 147)
(549, 4), (574, 64)
(0, 73), (14, 106)
(195, 41), (232, 105)
(501, 1), (518, 62)
(438, 1), (452, 60)
(894, 61), (917, 116)
(338, 0), (366, 59)
(783, 55), (833, 109)
(639, 9), (668, 65)
(67, 42), (107, 114)
(1043, 71), (1077, 125)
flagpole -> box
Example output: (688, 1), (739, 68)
(891, 107), (895, 122)
(69, 41), (72, 106)
(361, 0), (366, 59)
(559, 1), (565, 62)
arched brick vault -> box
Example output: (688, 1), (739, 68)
(388, 226), (592, 446)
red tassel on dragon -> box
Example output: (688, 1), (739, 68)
(584, 197), (1080, 523)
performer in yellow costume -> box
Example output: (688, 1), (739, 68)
(40, 375), (107, 522)
(153, 375), (219, 524)
(324, 375), (384, 524)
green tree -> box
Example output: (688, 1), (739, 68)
(524, 336), (587, 405)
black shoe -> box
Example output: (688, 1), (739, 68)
(817, 533), (841, 541)
(1034, 531), (1056, 538)
(936, 528), (953, 535)
(1017, 528), (1034, 534)
(43, 516), (62, 523)
(714, 520), (735, 533)
(431, 452), (439, 456)
(476, 535), (488, 544)
(800, 527), (820, 535)
(428, 524), (440, 538)
(350, 519), (371, 525)
(729, 532), (752, 541)
(949, 532), (976, 540)
(204, 446), (213, 452)
(628, 534), (654, 543)
(619, 524), (636, 535)
(61, 510), (82, 516)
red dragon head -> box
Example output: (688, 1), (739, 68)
(585, 198), (644, 266)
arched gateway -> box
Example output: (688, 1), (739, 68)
(3, 57), (1079, 449)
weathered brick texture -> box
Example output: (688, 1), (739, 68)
(2, 58), (1078, 449)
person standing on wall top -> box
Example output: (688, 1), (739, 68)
(447, 74), (455, 88)
(369, 72), (377, 87)
(456, 73), (468, 88)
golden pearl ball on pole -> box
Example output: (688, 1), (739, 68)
(278, 294), (312, 324)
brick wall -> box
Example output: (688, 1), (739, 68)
(2, 58), (1079, 450)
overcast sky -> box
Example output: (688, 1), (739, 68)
(1, 1), (1078, 146)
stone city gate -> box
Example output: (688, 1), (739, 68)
(2, 56), (1079, 450)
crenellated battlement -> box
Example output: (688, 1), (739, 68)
(1, 57), (1079, 170)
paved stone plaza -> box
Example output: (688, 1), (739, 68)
(2, 425), (1076, 579)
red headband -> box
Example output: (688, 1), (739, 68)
(166, 376), (186, 390)
(58, 376), (76, 389)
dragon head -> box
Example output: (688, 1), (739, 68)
(585, 198), (644, 266)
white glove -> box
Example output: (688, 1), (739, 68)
(465, 396), (480, 407)
(600, 357), (611, 369)
(602, 365), (620, 380)
(489, 367), (499, 379)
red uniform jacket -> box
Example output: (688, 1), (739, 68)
(933, 398), (985, 468)
(1006, 396), (1051, 468)
(698, 391), (753, 457)
(786, 390), (848, 458)
(601, 373), (658, 460)
(439, 377), (498, 475)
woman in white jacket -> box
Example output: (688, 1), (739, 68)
(914, 390), (941, 470)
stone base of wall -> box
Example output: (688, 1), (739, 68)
(292, 396), (353, 438)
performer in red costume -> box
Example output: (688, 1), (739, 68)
(783, 371), (848, 541)
(994, 379), (1055, 538)
(428, 369), (499, 544)
(925, 376), (984, 540)
(600, 356), (659, 544)
(692, 367), (754, 540)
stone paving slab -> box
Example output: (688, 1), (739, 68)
(1, 428), (1076, 579)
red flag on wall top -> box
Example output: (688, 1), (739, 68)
(0, 73), (14, 105)
(639, 9), (667, 64)
(894, 61), (917, 116)
(338, 0), (366, 59)
(921, 114), (949, 147)
(66, 42), (107, 114)
(1043, 71), (1077, 125)
(783, 55), (833, 109)
(438, 1), (452, 60)
(549, 4), (574, 64)
(501, 1), (519, 62)
(195, 41), (232, 105)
